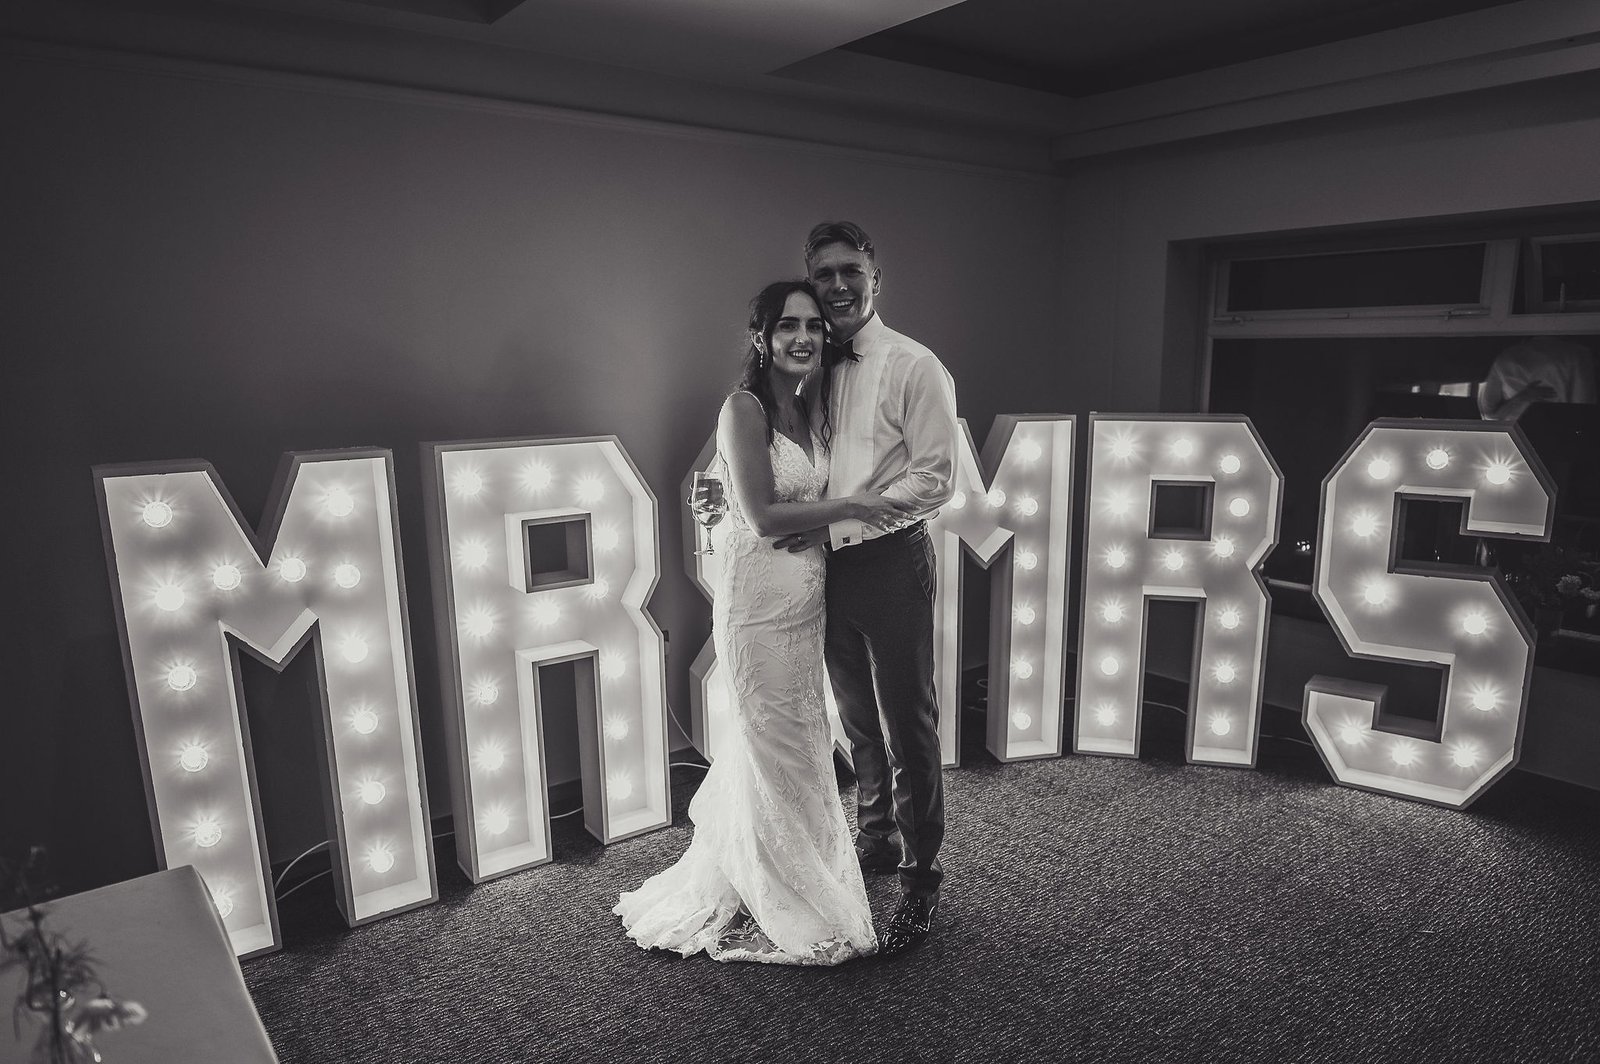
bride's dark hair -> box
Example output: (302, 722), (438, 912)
(737, 280), (841, 450)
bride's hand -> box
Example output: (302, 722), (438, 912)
(852, 494), (918, 531)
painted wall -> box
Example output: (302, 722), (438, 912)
(0, 51), (1064, 893)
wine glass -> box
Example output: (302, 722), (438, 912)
(690, 471), (726, 556)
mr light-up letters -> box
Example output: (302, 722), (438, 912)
(928, 416), (1075, 762)
(1075, 415), (1283, 766)
(424, 437), (671, 882)
(1303, 419), (1555, 808)
(95, 451), (437, 958)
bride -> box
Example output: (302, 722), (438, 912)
(614, 280), (911, 965)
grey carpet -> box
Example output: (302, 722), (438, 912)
(244, 710), (1600, 1064)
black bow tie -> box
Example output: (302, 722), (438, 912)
(832, 339), (861, 363)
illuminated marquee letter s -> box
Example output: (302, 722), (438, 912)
(1304, 419), (1554, 808)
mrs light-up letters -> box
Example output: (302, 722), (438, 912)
(1303, 419), (1555, 808)
(927, 415), (1075, 763)
(1075, 415), (1283, 766)
(95, 451), (438, 958)
(423, 437), (671, 883)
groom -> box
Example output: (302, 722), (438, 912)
(774, 221), (959, 957)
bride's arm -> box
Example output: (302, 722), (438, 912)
(718, 392), (907, 539)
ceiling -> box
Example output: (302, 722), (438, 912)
(843, 0), (1522, 97)
(7, 0), (1597, 168)
(212, 0), (1525, 92)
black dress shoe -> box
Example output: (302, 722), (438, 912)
(877, 893), (937, 957)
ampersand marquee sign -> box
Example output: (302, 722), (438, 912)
(93, 415), (1557, 957)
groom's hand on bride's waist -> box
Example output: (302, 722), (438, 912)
(773, 527), (829, 553)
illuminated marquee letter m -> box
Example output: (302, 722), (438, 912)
(96, 450), (438, 958)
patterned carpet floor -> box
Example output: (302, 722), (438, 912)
(244, 709), (1600, 1063)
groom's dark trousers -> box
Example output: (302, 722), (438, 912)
(824, 520), (944, 899)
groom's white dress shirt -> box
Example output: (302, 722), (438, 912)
(824, 313), (959, 551)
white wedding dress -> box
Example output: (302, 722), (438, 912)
(614, 420), (877, 965)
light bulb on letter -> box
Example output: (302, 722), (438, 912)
(1390, 741), (1419, 767)
(1367, 457), (1392, 481)
(467, 678), (500, 706)
(586, 577), (611, 601)
(575, 475), (605, 506)
(1011, 711), (1034, 730)
(599, 652), (627, 680)
(1100, 655), (1120, 677)
(141, 500), (173, 528)
(593, 523), (620, 552)
(1213, 662), (1237, 684)
(1162, 549), (1185, 572)
(519, 460), (553, 493)
(1208, 714), (1232, 736)
(1018, 438), (1043, 463)
(192, 815), (222, 849)
(178, 742), (209, 773)
(1171, 438), (1195, 459)
(366, 842), (396, 874)
(166, 664), (198, 691)
(1361, 580), (1390, 607)
(1469, 685), (1498, 712)
(356, 779), (386, 806)
(1228, 497), (1250, 518)
(475, 741), (507, 773)
(1110, 436), (1135, 460)
(350, 705), (380, 735)
(458, 539), (491, 569)
(1100, 600), (1126, 623)
(986, 488), (1007, 508)
(607, 771), (635, 802)
(452, 469), (485, 499)
(949, 491), (967, 510)
(153, 583), (185, 612)
(1218, 454), (1241, 475)
(529, 599), (561, 627)
(1016, 496), (1039, 517)
(1218, 606), (1242, 630)
(341, 635), (370, 663)
(1484, 460), (1514, 486)
(1426, 448), (1450, 470)
(1105, 547), (1128, 570)
(461, 606), (496, 640)
(1212, 537), (1236, 560)
(323, 486), (355, 518)
(212, 564), (242, 592)
(1461, 612), (1488, 636)
(1012, 658), (1034, 679)
(278, 556), (308, 583)
(482, 807), (511, 836)
(1094, 703), (1119, 727)
(603, 714), (631, 741)
(1350, 512), (1380, 539)
(1014, 604), (1036, 625)
(1017, 550), (1038, 571)
(333, 563), (362, 589)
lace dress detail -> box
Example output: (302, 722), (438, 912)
(614, 425), (876, 965)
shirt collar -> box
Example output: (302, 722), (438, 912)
(840, 312), (886, 354)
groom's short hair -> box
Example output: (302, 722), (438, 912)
(804, 221), (875, 265)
